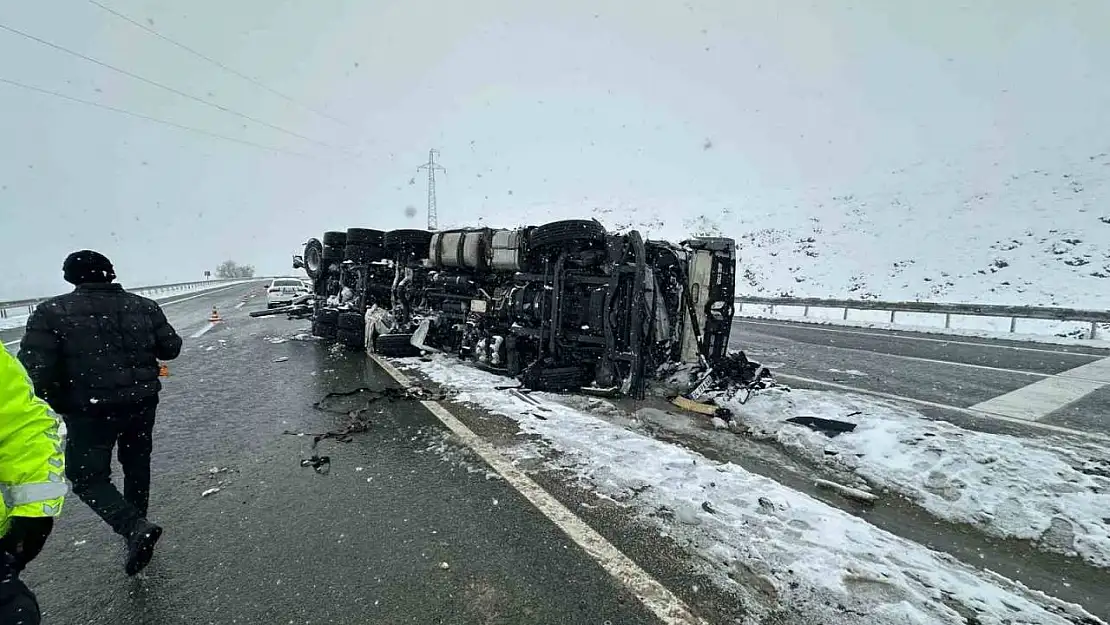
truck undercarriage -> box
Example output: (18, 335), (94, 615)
(289, 220), (743, 399)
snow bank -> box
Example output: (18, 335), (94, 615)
(724, 388), (1110, 570)
(400, 355), (1101, 625)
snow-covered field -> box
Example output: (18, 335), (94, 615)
(401, 355), (1102, 625)
(470, 149), (1110, 309)
(723, 388), (1110, 570)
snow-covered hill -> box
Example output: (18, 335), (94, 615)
(469, 147), (1110, 309)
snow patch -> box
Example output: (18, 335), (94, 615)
(725, 388), (1110, 569)
(401, 355), (1101, 624)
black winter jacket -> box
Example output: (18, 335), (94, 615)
(17, 283), (182, 414)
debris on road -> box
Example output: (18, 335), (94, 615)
(815, 478), (878, 504)
(300, 455), (331, 474)
(785, 415), (858, 437)
(265, 336), (287, 344)
(273, 356), (290, 363)
(201, 487), (221, 497)
(439, 562), (450, 570)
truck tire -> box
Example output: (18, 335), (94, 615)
(322, 231), (347, 247)
(529, 220), (607, 249)
(313, 313), (338, 339)
(346, 228), (385, 246)
(374, 333), (421, 357)
(303, 238), (324, 280)
(321, 244), (344, 263)
(337, 311), (363, 331)
(337, 326), (365, 350)
(344, 243), (384, 263)
(521, 366), (588, 391)
(384, 229), (433, 258)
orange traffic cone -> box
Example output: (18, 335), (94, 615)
(209, 307), (221, 323)
(158, 362), (170, 377)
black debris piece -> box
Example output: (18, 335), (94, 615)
(785, 416), (858, 438)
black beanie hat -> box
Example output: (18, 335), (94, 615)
(63, 250), (116, 285)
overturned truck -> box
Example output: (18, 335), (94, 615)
(293, 220), (737, 399)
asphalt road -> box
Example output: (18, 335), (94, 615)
(730, 317), (1110, 440)
(15, 283), (703, 625)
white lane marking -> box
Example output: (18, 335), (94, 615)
(776, 373), (1110, 443)
(190, 323), (217, 338)
(735, 318), (1109, 358)
(2, 339), (18, 347)
(969, 357), (1110, 420)
(235, 302), (245, 310)
(370, 354), (707, 625)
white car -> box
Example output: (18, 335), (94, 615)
(266, 278), (310, 309)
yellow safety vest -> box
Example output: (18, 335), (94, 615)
(0, 348), (66, 538)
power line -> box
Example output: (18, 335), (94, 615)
(83, 0), (353, 128)
(0, 77), (314, 158)
(0, 21), (341, 151)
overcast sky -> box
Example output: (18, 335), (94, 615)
(1, 0), (1107, 299)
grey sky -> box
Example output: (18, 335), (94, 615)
(1, 0), (1107, 300)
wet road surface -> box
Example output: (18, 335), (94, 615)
(731, 317), (1110, 440)
(21, 284), (673, 625)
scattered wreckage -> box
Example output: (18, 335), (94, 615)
(271, 219), (770, 401)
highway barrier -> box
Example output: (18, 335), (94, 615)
(734, 295), (1110, 340)
(0, 279), (264, 320)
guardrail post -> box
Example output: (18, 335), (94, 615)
(769, 304), (775, 315)
(803, 305), (810, 317)
(737, 302), (743, 313)
(944, 313), (952, 329)
(1009, 317), (1017, 333)
(890, 310), (896, 323)
(842, 308), (849, 320)
(1090, 321), (1098, 340)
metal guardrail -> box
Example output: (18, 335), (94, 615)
(0, 279), (258, 319)
(734, 296), (1110, 339)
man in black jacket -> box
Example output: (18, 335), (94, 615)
(18, 250), (182, 576)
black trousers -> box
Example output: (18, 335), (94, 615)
(63, 401), (157, 537)
(0, 555), (39, 625)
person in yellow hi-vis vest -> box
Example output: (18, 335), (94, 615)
(0, 348), (66, 625)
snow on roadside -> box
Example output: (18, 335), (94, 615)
(400, 355), (1102, 625)
(722, 388), (1110, 570)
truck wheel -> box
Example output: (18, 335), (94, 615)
(321, 244), (344, 264)
(374, 333), (421, 357)
(384, 229), (433, 258)
(337, 311), (363, 331)
(322, 231), (347, 247)
(346, 228), (385, 246)
(303, 238), (324, 280)
(313, 315), (338, 339)
(344, 244), (384, 263)
(337, 326), (365, 350)
(529, 220), (607, 249)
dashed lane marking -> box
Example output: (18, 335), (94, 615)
(776, 372), (1110, 443)
(235, 302), (245, 310)
(369, 353), (707, 625)
(189, 322), (217, 339)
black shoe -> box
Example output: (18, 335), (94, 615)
(125, 520), (162, 576)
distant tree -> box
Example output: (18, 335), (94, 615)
(215, 260), (256, 279)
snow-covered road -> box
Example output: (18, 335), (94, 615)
(400, 355), (1103, 625)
